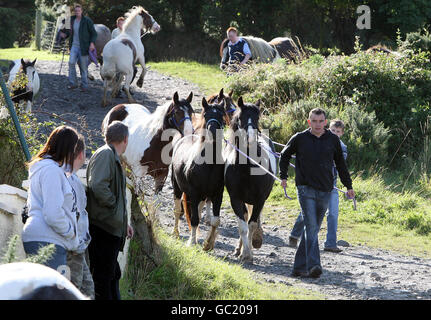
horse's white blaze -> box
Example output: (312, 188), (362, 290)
(183, 111), (193, 136)
(247, 118), (257, 142)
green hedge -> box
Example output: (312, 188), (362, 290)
(0, 8), (20, 48)
(227, 45), (431, 170)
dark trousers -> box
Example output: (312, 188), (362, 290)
(88, 224), (122, 300)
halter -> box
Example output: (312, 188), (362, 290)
(169, 112), (192, 136)
(226, 108), (236, 114)
(206, 118), (224, 130)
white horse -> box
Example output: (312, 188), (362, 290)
(7, 59), (40, 113)
(101, 6), (160, 107)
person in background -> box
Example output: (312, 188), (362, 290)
(22, 126), (83, 272)
(111, 16), (125, 39)
(65, 138), (95, 299)
(60, 4), (97, 92)
(86, 121), (133, 300)
(220, 27), (252, 70)
(288, 120), (348, 254)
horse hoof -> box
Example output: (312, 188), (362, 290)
(202, 240), (214, 252)
(137, 79), (143, 88)
(172, 229), (180, 239)
(233, 248), (241, 257)
(239, 254), (253, 264)
(252, 227), (263, 249)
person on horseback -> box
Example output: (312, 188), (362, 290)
(220, 27), (252, 70)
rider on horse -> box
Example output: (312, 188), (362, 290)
(220, 27), (252, 71)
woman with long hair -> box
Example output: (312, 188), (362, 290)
(22, 125), (84, 271)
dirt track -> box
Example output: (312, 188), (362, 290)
(33, 60), (431, 300)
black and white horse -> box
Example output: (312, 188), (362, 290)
(224, 97), (276, 263)
(171, 97), (226, 250)
(0, 262), (87, 300)
(7, 59), (40, 113)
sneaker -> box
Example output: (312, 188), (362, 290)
(309, 266), (323, 278)
(288, 236), (298, 248)
(324, 247), (343, 253)
(291, 269), (309, 278)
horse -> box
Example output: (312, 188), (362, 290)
(223, 97), (276, 263)
(185, 88), (236, 228)
(219, 36), (300, 68)
(102, 91), (194, 195)
(101, 6), (160, 107)
(7, 59), (40, 113)
(0, 262), (87, 300)
(171, 97), (226, 249)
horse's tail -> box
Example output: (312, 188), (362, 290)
(182, 193), (192, 231)
(100, 54), (116, 81)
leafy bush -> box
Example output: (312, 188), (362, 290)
(227, 43), (431, 169)
(0, 8), (20, 48)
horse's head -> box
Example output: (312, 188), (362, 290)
(201, 97), (226, 142)
(231, 96), (261, 144)
(139, 7), (161, 34)
(207, 88), (237, 126)
(166, 91), (194, 136)
(20, 58), (37, 91)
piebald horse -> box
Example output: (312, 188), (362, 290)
(220, 36), (300, 68)
(7, 59), (40, 113)
(102, 92), (194, 195)
(224, 97), (276, 263)
(171, 97), (226, 249)
(101, 6), (160, 107)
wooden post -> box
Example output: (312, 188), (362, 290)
(35, 10), (42, 51)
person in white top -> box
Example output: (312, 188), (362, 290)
(22, 126), (84, 272)
(111, 16), (125, 39)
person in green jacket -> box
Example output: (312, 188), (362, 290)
(86, 120), (133, 300)
(60, 4), (97, 91)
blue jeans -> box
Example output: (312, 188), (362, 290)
(290, 188), (339, 248)
(293, 185), (331, 273)
(23, 241), (67, 272)
(69, 45), (89, 88)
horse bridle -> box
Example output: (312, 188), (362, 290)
(168, 110), (192, 136)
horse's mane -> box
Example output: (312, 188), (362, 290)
(123, 6), (148, 31)
(147, 101), (173, 136)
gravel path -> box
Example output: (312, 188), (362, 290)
(33, 60), (431, 300)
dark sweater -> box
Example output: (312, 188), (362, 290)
(279, 128), (353, 192)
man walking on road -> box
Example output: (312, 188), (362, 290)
(279, 108), (355, 278)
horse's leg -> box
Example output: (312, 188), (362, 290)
(203, 192), (222, 251)
(123, 70), (137, 104)
(172, 175), (182, 238)
(231, 198), (252, 263)
(136, 56), (146, 88)
(204, 199), (212, 225)
(111, 73), (123, 98)
(198, 201), (205, 221)
(26, 100), (32, 113)
(187, 198), (200, 246)
(101, 79), (109, 107)
(248, 202), (265, 251)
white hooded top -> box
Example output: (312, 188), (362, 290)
(22, 158), (79, 251)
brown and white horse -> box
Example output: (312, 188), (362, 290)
(102, 92), (194, 195)
(101, 6), (160, 107)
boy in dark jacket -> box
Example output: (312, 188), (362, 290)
(87, 121), (133, 300)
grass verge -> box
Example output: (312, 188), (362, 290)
(120, 227), (323, 300)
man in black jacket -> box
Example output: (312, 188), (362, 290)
(279, 108), (355, 278)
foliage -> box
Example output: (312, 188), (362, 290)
(0, 0), (35, 48)
(1, 235), (55, 265)
(0, 72), (58, 187)
(227, 45), (431, 169)
(0, 8), (20, 48)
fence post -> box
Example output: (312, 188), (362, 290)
(0, 69), (31, 161)
(35, 10), (42, 51)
